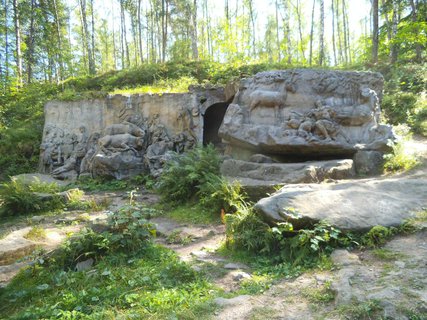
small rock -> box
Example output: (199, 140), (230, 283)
(394, 261), (405, 269)
(232, 271), (251, 281)
(224, 262), (249, 270)
(75, 258), (94, 272)
(30, 216), (46, 224)
(190, 251), (209, 260)
(331, 250), (361, 266)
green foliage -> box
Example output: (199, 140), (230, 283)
(302, 281), (335, 304)
(157, 145), (221, 204)
(383, 127), (420, 172)
(24, 226), (47, 241)
(378, 63), (427, 134)
(0, 83), (59, 178)
(336, 300), (382, 320)
(162, 203), (221, 225)
(0, 178), (63, 216)
(362, 226), (396, 248)
(50, 204), (157, 270)
(0, 244), (217, 319)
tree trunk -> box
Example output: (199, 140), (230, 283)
(331, 0), (337, 65)
(390, 0), (399, 63)
(138, 0), (144, 64)
(4, 0), (9, 85)
(112, 0), (117, 68)
(409, 0), (422, 62)
(191, 0), (199, 60)
(309, 0), (315, 66)
(283, 0), (291, 64)
(341, 0), (348, 64)
(275, 0), (281, 61)
(80, 0), (95, 74)
(90, 0), (96, 70)
(26, 0), (36, 83)
(53, 0), (63, 82)
(319, 0), (325, 66)
(12, 0), (22, 86)
(295, 0), (305, 62)
(372, 0), (379, 63)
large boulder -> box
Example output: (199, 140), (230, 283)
(222, 158), (355, 185)
(219, 70), (394, 159)
(254, 175), (427, 231)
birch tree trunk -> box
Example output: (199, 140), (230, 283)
(13, 0), (22, 86)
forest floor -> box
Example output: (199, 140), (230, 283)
(1, 136), (426, 319)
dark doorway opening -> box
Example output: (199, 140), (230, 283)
(203, 103), (229, 146)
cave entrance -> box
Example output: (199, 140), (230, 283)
(203, 103), (229, 146)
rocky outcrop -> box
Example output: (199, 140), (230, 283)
(219, 70), (394, 159)
(39, 88), (225, 179)
(254, 174), (427, 231)
(221, 158), (354, 185)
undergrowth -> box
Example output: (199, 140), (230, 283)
(0, 203), (218, 319)
(0, 178), (64, 216)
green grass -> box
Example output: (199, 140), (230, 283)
(0, 244), (220, 319)
(160, 203), (222, 225)
(24, 227), (47, 241)
(372, 248), (405, 261)
(301, 281), (335, 304)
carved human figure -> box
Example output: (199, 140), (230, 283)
(360, 87), (381, 126)
(311, 104), (338, 141)
(51, 156), (77, 180)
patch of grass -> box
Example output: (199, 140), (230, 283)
(24, 226), (47, 241)
(302, 281), (335, 304)
(166, 230), (194, 245)
(238, 274), (273, 295)
(336, 299), (383, 320)
(249, 306), (278, 320)
(0, 244), (219, 319)
(162, 203), (222, 225)
(372, 248), (405, 261)
(110, 76), (199, 95)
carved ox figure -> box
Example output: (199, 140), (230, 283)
(248, 89), (287, 122)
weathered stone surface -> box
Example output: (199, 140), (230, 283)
(221, 159), (355, 186)
(354, 150), (385, 175)
(0, 228), (37, 265)
(254, 175), (427, 231)
(219, 70), (394, 158)
(39, 88), (226, 178)
(12, 173), (69, 187)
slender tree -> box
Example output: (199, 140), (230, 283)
(319, 0), (325, 66)
(372, 0), (379, 63)
(309, 0), (315, 65)
(12, 0), (22, 86)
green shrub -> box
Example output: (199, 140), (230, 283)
(157, 145), (221, 204)
(383, 126), (420, 172)
(0, 178), (63, 216)
(362, 225), (396, 247)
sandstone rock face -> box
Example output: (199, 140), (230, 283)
(39, 88), (225, 179)
(221, 159), (355, 185)
(254, 175), (427, 231)
(219, 70), (394, 159)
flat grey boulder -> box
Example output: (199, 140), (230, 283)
(221, 158), (355, 185)
(254, 175), (427, 231)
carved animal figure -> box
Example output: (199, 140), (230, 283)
(248, 90), (287, 122)
(104, 122), (145, 137)
(98, 133), (143, 154)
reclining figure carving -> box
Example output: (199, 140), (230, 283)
(98, 133), (144, 155)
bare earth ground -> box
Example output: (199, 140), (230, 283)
(0, 136), (426, 318)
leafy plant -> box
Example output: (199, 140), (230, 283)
(0, 178), (63, 216)
(384, 125), (420, 172)
(362, 225), (396, 248)
(157, 145), (221, 204)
